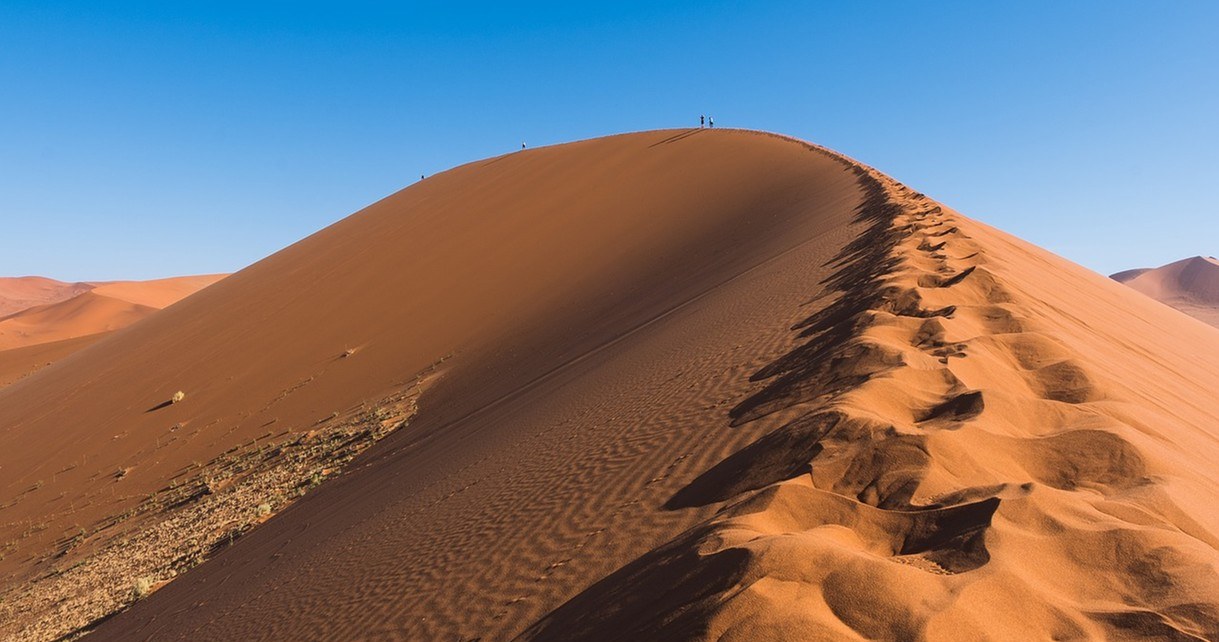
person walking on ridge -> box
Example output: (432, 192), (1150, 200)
(700, 115), (705, 128)
(709, 116), (715, 128)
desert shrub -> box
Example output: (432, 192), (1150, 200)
(132, 576), (155, 599)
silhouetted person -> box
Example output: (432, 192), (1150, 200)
(709, 116), (715, 128)
(522, 142), (526, 150)
(700, 115), (705, 128)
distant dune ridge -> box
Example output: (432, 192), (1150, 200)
(0, 274), (227, 353)
(0, 276), (93, 317)
(1112, 256), (1219, 328)
(2, 130), (1219, 641)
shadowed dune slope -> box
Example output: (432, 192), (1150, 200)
(1113, 256), (1219, 328)
(0, 129), (868, 641)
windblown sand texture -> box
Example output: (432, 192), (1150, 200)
(1113, 256), (1219, 329)
(2, 130), (1218, 641)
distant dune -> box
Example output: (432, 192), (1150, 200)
(0, 276), (93, 317)
(1112, 256), (1219, 328)
(0, 274), (226, 351)
(2, 130), (1218, 641)
(89, 274), (230, 309)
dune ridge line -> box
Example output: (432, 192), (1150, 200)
(517, 136), (1219, 641)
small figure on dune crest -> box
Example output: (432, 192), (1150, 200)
(709, 115), (715, 129)
(521, 141), (526, 150)
(700, 114), (705, 128)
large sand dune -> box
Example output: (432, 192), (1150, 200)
(2, 130), (1218, 641)
(1113, 256), (1219, 328)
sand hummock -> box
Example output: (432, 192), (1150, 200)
(1113, 256), (1219, 328)
(1, 130), (1218, 642)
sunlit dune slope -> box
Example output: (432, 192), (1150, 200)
(1113, 256), (1219, 328)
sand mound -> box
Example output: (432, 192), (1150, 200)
(2, 130), (1218, 642)
(1112, 256), (1219, 328)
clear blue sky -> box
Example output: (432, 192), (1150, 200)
(2, 1), (1215, 280)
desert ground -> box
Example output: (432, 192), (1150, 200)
(1, 130), (1217, 641)
(1113, 256), (1219, 328)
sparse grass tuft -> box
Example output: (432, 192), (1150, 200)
(132, 576), (155, 600)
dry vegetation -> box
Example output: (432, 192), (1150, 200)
(0, 366), (439, 642)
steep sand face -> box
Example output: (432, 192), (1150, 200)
(1113, 257), (1219, 328)
(0, 277), (92, 317)
(0, 130), (867, 640)
(5, 130), (1219, 641)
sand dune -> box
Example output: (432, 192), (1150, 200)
(0, 276), (92, 317)
(2, 130), (1218, 641)
(0, 291), (157, 351)
(89, 274), (230, 310)
(1113, 256), (1219, 328)
(0, 274), (226, 351)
